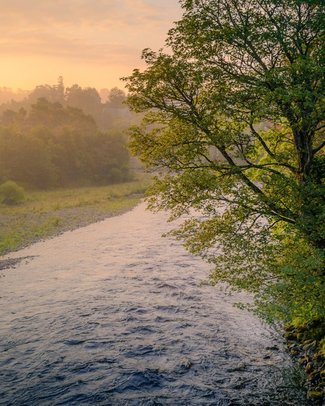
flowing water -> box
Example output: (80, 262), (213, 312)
(0, 203), (309, 405)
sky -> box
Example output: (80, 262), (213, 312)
(0, 0), (182, 91)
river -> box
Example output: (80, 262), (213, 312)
(0, 203), (309, 405)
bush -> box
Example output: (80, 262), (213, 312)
(0, 181), (25, 205)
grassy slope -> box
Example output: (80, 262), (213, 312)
(0, 179), (149, 255)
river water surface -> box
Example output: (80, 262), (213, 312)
(0, 203), (309, 405)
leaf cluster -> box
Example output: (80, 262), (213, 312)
(124, 0), (325, 324)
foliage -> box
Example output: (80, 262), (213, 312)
(124, 0), (325, 325)
(0, 78), (138, 132)
(0, 99), (132, 189)
(255, 236), (325, 323)
(0, 180), (25, 205)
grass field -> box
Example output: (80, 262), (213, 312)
(0, 178), (150, 256)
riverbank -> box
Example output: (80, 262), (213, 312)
(285, 322), (325, 403)
(0, 179), (149, 257)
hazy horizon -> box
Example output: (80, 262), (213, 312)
(0, 0), (182, 91)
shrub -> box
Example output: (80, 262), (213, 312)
(0, 181), (25, 205)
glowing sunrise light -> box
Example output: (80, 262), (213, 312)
(0, 0), (182, 90)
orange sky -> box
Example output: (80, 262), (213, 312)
(0, 0), (182, 91)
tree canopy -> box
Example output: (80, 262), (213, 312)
(0, 78), (137, 132)
(0, 99), (132, 188)
(125, 0), (324, 323)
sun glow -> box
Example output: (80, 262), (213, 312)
(0, 0), (182, 91)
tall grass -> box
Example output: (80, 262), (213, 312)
(0, 178), (150, 255)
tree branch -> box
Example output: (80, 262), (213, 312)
(313, 140), (325, 155)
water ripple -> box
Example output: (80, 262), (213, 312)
(0, 203), (309, 405)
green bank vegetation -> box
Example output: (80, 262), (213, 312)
(0, 180), (25, 205)
(0, 179), (149, 255)
(125, 0), (324, 399)
(0, 79), (147, 255)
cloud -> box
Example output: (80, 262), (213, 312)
(0, 0), (179, 28)
(0, 0), (182, 89)
(0, 0), (181, 62)
(0, 30), (140, 63)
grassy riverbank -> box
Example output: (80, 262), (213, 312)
(0, 178), (149, 256)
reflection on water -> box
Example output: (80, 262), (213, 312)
(0, 203), (309, 405)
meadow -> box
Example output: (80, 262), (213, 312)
(0, 178), (149, 255)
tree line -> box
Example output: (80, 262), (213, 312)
(0, 97), (132, 189)
(0, 78), (139, 132)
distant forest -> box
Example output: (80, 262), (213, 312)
(0, 78), (139, 189)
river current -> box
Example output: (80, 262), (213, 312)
(0, 203), (309, 405)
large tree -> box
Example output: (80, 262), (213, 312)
(125, 0), (324, 323)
